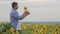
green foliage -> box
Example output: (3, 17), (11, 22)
(0, 22), (12, 32)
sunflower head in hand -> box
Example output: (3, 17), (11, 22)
(24, 6), (27, 10)
(24, 6), (30, 15)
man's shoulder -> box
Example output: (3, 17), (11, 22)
(11, 10), (16, 13)
(10, 10), (18, 15)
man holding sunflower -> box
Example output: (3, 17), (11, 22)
(10, 2), (30, 34)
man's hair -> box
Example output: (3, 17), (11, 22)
(12, 2), (18, 8)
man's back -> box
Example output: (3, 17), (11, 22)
(10, 10), (19, 30)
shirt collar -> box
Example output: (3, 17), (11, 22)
(12, 9), (17, 11)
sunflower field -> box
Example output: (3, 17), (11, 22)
(0, 22), (60, 34)
(21, 24), (60, 34)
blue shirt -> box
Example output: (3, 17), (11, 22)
(10, 9), (23, 30)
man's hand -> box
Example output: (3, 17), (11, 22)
(23, 11), (30, 16)
(22, 11), (30, 19)
(25, 10), (30, 14)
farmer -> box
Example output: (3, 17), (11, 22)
(10, 2), (30, 33)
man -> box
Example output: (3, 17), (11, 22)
(10, 2), (30, 33)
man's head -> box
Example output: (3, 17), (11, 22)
(12, 2), (18, 10)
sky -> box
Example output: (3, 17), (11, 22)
(0, 0), (56, 2)
(0, 0), (60, 22)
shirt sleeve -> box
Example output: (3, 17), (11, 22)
(12, 11), (23, 20)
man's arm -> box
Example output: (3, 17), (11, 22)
(12, 11), (30, 20)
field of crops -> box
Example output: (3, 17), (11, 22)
(0, 22), (60, 34)
(21, 24), (60, 34)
